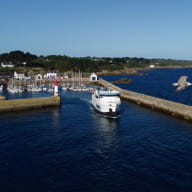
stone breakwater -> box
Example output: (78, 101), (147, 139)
(98, 78), (192, 121)
(0, 96), (6, 100)
(0, 96), (61, 112)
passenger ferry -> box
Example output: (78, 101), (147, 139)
(91, 87), (121, 118)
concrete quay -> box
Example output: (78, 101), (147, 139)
(0, 96), (6, 100)
(98, 78), (192, 121)
(0, 96), (61, 112)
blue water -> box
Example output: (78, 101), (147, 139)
(102, 68), (192, 105)
(1, 68), (192, 191)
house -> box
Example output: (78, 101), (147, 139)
(1, 62), (14, 68)
(149, 64), (155, 68)
(14, 71), (25, 80)
(90, 73), (98, 82)
(44, 72), (57, 79)
(35, 74), (43, 80)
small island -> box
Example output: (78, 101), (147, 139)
(111, 78), (132, 84)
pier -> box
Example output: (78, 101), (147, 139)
(98, 78), (192, 121)
(0, 96), (61, 112)
(0, 96), (6, 100)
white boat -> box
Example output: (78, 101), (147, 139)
(42, 87), (48, 91)
(47, 86), (54, 92)
(62, 86), (69, 91)
(91, 87), (121, 118)
(7, 86), (23, 93)
(30, 86), (42, 92)
(27, 85), (41, 92)
(0, 85), (3, 91)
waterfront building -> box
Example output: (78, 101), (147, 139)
(35, 74), (43, 80)
(14, 71), (25, 80)
(44, 72), (57, 79)
(90, 73), (98, 82)
(1, 62), (14, 68)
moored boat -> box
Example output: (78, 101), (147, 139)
(0, 85), (3, 91)
(91, 87), (121, 118)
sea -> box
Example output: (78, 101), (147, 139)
(1, 68), (192, 192)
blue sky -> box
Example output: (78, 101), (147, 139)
(0, 0), (192, 60)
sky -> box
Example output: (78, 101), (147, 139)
(0, 0), (192, 60)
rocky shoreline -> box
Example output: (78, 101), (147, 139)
(97, 68), (143, 76)
(97, 66), (192, 76)
(110, 78), (133, 84)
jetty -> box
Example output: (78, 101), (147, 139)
(98, 78), (192, 121)
(0, 96), (6, 100)
(0, 96), (61, 112)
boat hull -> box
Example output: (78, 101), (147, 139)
(92, 103), (120, 118)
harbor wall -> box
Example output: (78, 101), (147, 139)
(0, 96), (6, 100)
(98, 78), (192, 121)
(0, 96), (61, 112)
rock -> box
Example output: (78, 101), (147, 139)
(111, 78), (132, 84)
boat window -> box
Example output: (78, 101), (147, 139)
(100, 95), (119, 97)
(96, 88), (120, 97)
(99, 93), (120, 97)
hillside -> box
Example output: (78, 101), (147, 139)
(1, 51), (192, 74)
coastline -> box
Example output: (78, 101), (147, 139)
(97, 66), (192, 76)
(97, 68), (143, 76)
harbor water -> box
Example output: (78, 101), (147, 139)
(102, 68), (192, 105)
(1, 68), (192, 191)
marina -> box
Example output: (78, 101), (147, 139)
(0, 80), (61, 112)
(1, 70), (192, 122)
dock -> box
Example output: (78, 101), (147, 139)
(98, 78), (192, 121)
(0, 96), (6, 100)
(0, 96), (61, 112)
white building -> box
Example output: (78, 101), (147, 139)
(149, 64), (155, 68)
(35, 74), (43, 80)
(14, 71), (25, 80)
(1, 62), (14, 68)
(90, 73), (98, 82)
(44, 72), (57, 79)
